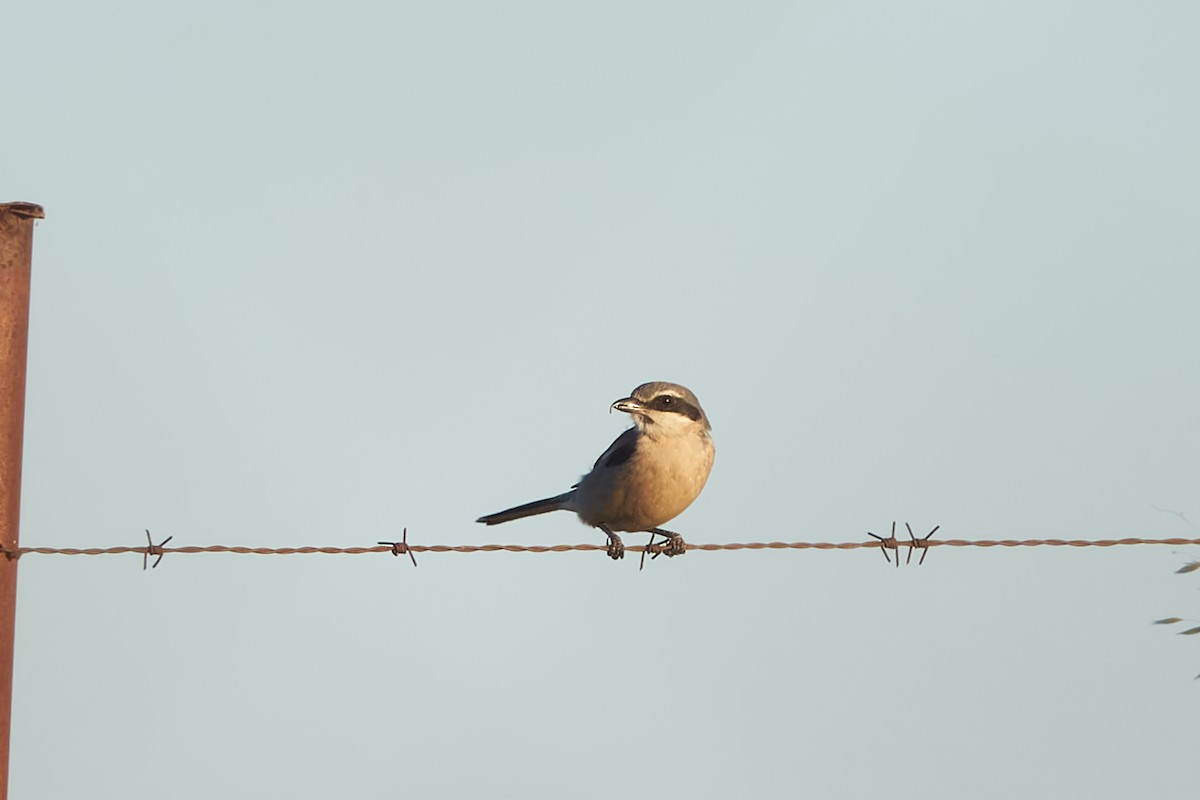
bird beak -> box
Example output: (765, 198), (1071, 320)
(610, 397), (643, 415)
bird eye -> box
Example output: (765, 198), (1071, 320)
(660, 396), (673, 406)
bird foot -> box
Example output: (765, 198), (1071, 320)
(647, 529), (686, 559)
(605, 532), (625, 560)
(660, 532), (686, 557)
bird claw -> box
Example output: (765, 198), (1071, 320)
(605, 532), (625, 560)
(646, 530), (686, 559)
(659, 532), (686, 557)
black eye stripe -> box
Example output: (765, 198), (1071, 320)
(647, 395), (702, 421)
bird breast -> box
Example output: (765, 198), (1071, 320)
(573, 430), (714, 532)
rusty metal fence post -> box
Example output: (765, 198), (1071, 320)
(0, 202), (41, 800)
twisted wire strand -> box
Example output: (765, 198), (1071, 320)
(7, 536), (1200, 559)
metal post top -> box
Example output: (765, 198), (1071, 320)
(0, 204), (43, 220)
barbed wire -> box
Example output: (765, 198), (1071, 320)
(3, 525), (1199, 571)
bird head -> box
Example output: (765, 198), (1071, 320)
(611, 381), (711, 436)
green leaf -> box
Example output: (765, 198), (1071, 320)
(1176, 561), (1200, 574)
(1154, 617), (1183, 625)
(1178, 627), (1200, 636)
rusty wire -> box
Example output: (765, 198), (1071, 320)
(1, 526), (1199, 570)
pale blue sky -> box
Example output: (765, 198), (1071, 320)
(5, 2), (1199, 798)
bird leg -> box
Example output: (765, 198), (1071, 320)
(600, 525), (625, 560)
(648, 528), (686, 557)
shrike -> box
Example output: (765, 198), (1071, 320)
(476, 381), (715, 560)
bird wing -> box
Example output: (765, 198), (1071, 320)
(571, 427), (638, 488)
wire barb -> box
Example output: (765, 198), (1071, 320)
(906, 523), (939, 566)
(868, 522), (899, 567)
(638, 529), (689, 570)
(143, 529), (173, 570)
(377, 528), (418, 567)
(639, 532), (657, 572)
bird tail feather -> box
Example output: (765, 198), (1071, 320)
(476, 492), (573, 525)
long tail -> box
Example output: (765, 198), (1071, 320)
(476, 492), (573, 525)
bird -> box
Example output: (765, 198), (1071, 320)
(476, 381), (715, 560)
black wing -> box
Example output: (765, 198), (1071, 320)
(593, 426), (638, 470)
(571, 427), (638, 487)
